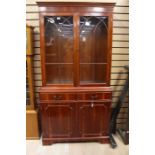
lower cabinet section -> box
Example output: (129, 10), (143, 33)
(39, 88), (112, 145)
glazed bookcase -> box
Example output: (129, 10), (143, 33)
(37, 2), (115, 145)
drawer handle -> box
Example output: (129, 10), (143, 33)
(90, 94), (98, 100)
(53, 95), (62, 100)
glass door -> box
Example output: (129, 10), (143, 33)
(44, 16), (74, 84)
(79, 16), (109, 85)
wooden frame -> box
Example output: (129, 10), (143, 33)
(26, 25), (40, 139)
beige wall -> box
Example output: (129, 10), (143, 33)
(26, 0), (129, 129)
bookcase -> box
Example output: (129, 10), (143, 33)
(37, 2), (115, 145)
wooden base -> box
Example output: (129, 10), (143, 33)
(26, 110), (40, 140)
(42, 136), (110, 145)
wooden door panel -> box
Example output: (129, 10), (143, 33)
(42, 102), (75, 138)
(79, 102), (110, 137)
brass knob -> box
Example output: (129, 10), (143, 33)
(53, 95), (62, 100)
(91, 102), (94, 108)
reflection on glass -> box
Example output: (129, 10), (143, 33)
(44, 16), (73, 84)
(80, 16), (108, 84)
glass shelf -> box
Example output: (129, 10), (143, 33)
(80, 63), (107, 64)
(46, 63), (73, 65)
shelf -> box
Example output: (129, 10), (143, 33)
(80, 63), (107, 65)
(46, 63), (73, 65)
(45, 63), (107, 65)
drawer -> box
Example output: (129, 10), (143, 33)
(77, 92), (112, 100)
(40, 93), (75, 101)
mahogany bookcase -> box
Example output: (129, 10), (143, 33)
(37, 2), (115, 145)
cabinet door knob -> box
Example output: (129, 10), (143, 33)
(91, 102), (94, 108)
(53, 95), (62, 100)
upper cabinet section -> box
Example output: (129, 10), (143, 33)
(37, 2), (115, 86)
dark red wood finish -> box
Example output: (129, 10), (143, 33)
(37, 2), (115, 145)
(39, 87), (112, 145)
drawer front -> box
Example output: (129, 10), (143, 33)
(77, 92), (112, 100)
(40, 93), (75, 101)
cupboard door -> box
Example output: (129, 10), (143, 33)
(79, 101), (111, 137)
(41, 102), (75, 138)
(44, 16), (74, 84)
(79, 16), (109, 85)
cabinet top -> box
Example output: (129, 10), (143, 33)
(36, 1), (116, 7)
(36, 0), (116, 4)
